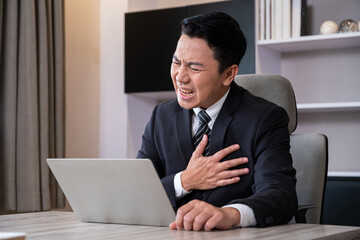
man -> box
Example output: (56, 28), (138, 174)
(137, 12), (297, 231)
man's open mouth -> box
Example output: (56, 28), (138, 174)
(179, 87), (194, 96)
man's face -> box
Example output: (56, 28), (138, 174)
(171, 34), (231, 109)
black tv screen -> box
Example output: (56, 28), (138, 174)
(125, 0), (254, 93)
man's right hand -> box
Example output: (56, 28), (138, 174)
(181, 134), (249, 191)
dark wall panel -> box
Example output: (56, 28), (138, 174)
(322, 177), (360, 226)
(187, 0), (255, 76)
(125, 0), (255, 93)
(125, 7), (186, 93)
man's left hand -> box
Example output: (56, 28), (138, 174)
(169, 200), (240, 231)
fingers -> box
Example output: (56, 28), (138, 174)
(192, 135), (208, 157)
(212, 144), (240, 161)
(169, 221), (177, 230)
(216, 176), (240, 186)
(192, 210), (212, 231)
(219, 157), (248, 171)
(173, 200), (216, 231)
(184, 208), (203, 231)
(218, 167), (249, 179)
(170, 201), (234, 231)
(217, 158), (249, 178)
(194, 139), (243, 163)
(183, 201), (214, 231)
(214, 158), (249, 185)
(174, 200), (196, 230)
(213, 163), (249, 187)
(203, 211), (223, 231)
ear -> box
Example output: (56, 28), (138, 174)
(222, 64), (238, 86)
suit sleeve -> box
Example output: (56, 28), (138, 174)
(136, 105), (178, 209)
(229, 106), (298, 227)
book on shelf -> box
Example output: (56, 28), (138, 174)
(301, 0), (308, 36)
(265, 0), (271, 40)
(259, 0), (265, 40)
(259, 0), (307, 40)
(282, 0), (291, 39)
(274, 0), (283, 39)
(271, 0), (276, 39)
(292, 0), (301, 38)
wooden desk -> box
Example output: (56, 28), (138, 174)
(1, 211), (360, 240)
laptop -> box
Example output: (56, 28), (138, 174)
(47, 158), (176, 227)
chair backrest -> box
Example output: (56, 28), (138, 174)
(234, 74), (297, 133)
(290, 133), (328, 223)
(235, 74), (328, 224)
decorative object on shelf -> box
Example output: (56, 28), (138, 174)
(320, 20), (338, 35)
(358, 21), (360, 31)
(338, 19), (358, 33)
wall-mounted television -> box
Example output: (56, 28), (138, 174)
(125, 0), (254, 93)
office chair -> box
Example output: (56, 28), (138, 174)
(235, 74), (328, 224)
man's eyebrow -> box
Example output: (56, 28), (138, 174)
(172, 55), (204, 67)
(172, 55), (179, 61)
(187, 61), (204, 67)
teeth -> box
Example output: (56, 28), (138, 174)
(180, 88), (194, 96)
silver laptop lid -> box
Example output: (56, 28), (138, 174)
(47, 158), (175, 227)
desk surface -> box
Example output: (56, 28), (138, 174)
(1, 211), (360, 240)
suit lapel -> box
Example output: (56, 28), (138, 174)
(208, 83), (242, 156)
(175, 108), (193, 167)
(203, 83), (243, 202)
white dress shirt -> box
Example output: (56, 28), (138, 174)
(173, 88), (257, 227)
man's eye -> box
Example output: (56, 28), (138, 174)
(190, 67), (201, 73)
(172, 60), (181, 65)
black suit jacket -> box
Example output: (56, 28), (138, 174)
(137, 82), (297, 227)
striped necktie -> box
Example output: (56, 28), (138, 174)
(193, 110), (211, 156)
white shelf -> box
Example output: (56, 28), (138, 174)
(257, 32), (360, 52)
(297, 102), (360, 112)
(328, 171), (360, 178)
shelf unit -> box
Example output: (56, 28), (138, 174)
(297, 101), (360, 113)
(255, 0), (360, 172)
(257, 32), (360, 52)
(328, 171), (360, 178)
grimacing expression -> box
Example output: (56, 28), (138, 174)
(171, 34), (236, 110)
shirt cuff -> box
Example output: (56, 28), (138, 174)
(223, 203), (257, 228)
(174, 171), (192, 199)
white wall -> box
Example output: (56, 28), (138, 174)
(65, 0), (100, 158)
(98, 0), (129, 157)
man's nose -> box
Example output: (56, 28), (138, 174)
(176, 66), (190, 83)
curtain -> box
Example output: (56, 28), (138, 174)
(0, 0), (65, 212)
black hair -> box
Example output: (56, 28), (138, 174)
(181, 12), (247, 73)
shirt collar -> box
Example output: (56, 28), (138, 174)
(193, 87), (231, 121)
